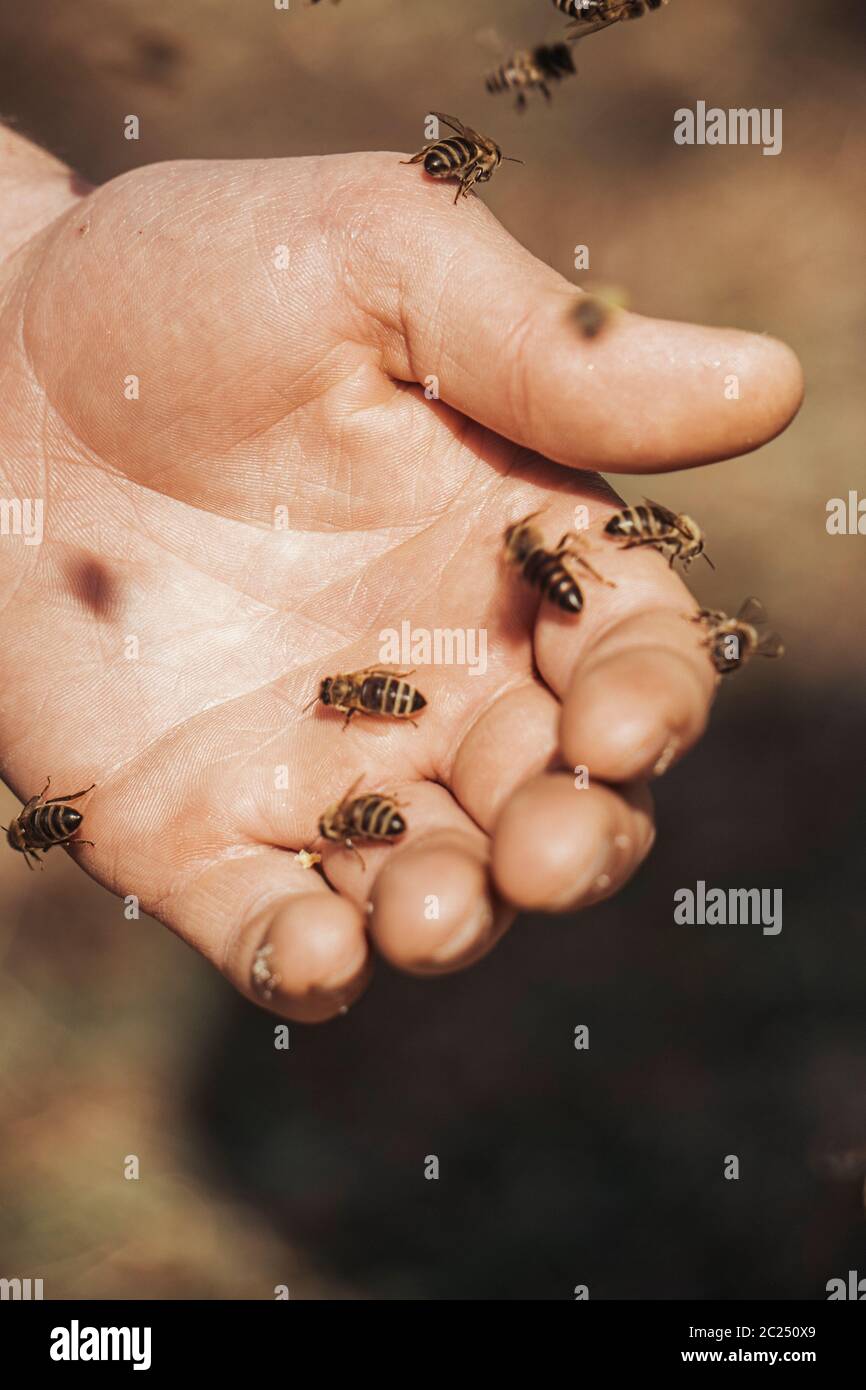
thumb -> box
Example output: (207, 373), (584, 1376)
(367, 154), (803, 472)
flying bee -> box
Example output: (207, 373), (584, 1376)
(572, 294), (610, 339)
(485, 43), (577, 111)
(309, 666), (427, 730)
(503, 510), (614, 615)
(556, 0), (669, 42)
(316, 779), (406, 868)
(570, 285), (629, 339)
(4, 776), (95, 870)
(401, 112), (522, 203)
(692, 597), (784, 676)
(604, 498), (714, 571)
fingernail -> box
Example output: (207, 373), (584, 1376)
(652, 736), (679, 777)
(548, 840), (616, 912)
(431, 900), (494, 965)
(322, 941), (370, 994)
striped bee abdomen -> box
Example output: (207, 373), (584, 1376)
(523, 546), (583, 612)
(27, 804), (83, 845)
(361, 674), (426, 718)
(605, 504), (661, 538)
(348, 796), (405, 841)
(424, 137), (477, 176)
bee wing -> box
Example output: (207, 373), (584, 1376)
(459, 124), (489, 149)
(641, 496), (679, 527)
(473, 24), (509, 58)
(431, 112), (467, 137)
(566, 16), (619, 42)
(353, 665), (416, 679)
(736, 596), (768, 626)
(756, 632), (785, 659)
(337, 774), (365, 810)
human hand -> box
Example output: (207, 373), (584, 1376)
(0, 147), (802, 1019)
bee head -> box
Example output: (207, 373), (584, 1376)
(5, 821), (24, 851)
(503, 519), (522, 555)
(319, 678), (333, 706)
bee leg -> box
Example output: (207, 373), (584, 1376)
(615, 535), (655, 550)
(44, 783), (96, 805)
(340, 709), (357, 732)
(457, 168), (481, 202)
(400, 150), (429, 166)
(540, 84), (551, 102)
(557, 534), (616, 588)
(21, 777), (52, 814)
(343, 839), (366, 871)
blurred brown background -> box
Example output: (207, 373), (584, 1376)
(1, 0), (864, 1299)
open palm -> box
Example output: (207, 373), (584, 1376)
(0, 151), (802, 1019)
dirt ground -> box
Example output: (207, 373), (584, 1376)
(1, 0), (864, 1298)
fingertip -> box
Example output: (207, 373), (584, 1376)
(369, 833), (510, 974)
(491, 773), (651, 912)
(742, 331), (805, 442)
(252, 892), (372, 1023)
(561, 644), (713, 783)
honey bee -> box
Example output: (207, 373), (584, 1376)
(401, 112), (522, 203)
(4, 777), (95, 869)
(317, 779), (406, 868)
(604, 498), (714, 571)
(504, 511), (614, 614)
(556, 0), (669, 41)
(485, 43), (577, 111)
(310, 667), (427, 730)
(692, 598), (784, 676)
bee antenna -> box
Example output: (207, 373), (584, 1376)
(703, 553), (716, 571)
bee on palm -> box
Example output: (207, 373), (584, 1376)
(485, 43), (577, 111)
(692, 598), (784, 676)
(604, 498), (713, 571)
(401, 112), (522, 203)
(504, 510), (614, 615)
(316, 780), (406, 868)
(4, 777), (95, 870)
(555, 0), (669, 42)
(308, 666), (427, 730)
